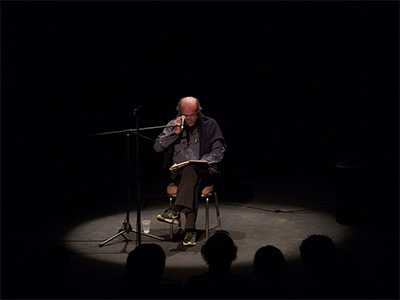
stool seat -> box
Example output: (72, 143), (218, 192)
(167, 183), (214, 196)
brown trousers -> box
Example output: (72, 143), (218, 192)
(171, 164), (220, 230)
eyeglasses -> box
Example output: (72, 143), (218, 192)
(182, 114), (198, 120)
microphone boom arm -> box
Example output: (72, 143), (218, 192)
(91, 124), (179, 136)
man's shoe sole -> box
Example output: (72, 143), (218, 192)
(183, 241), (197, 246)
(157, 214), (179, 225)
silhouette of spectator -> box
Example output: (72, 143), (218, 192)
(296, 234), (362, 299)
(184, 230), (251, 299)
(114, 243), (181, 299)
(252, 245), (287, 298)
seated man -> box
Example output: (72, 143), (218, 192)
(154, 96), (226, 246)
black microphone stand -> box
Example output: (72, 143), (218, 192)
(134, 106), (141, 247)
(94, 109), (178, 247)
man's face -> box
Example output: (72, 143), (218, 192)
(180, 103), (198, 127)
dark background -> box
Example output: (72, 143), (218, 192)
(2, 1), (398, 238)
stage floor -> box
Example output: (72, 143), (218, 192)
(6, 174), (399, 298)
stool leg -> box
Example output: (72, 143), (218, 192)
(206, 197), (210, 239)
(214, 192), (221, 228)
(169, 197), (173, 239)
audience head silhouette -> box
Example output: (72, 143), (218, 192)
(299, 234), (337, 277)
(117, 243), (183, 299)
(254, 245), (287, 283)
(185, 230), (251, 298)
(201, 230), (237, 272)
(125, 243), (166, 282)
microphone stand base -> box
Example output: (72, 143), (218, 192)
(99, 222), (165, 247)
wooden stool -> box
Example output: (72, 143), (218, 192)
(167, 183), (222, 239)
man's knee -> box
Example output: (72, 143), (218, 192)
(185, 164), (197, 171)
(182, 164), (198, 176)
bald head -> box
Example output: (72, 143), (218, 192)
(176, 96), (202, 114)
(176, 96), (202, 127)
(181, 97), (197, 111)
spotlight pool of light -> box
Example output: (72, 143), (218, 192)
(62, 199), (357, 285)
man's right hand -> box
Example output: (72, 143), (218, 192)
(173, 116), (183, 135)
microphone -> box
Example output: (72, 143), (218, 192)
(180, 116), (185, 130)
(133, 105), (141, 117)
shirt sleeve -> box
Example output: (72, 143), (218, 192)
(153, 120), (179, 152)
(200, 139), (225, 164)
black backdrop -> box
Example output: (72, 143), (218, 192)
(2, 1), (399, 230)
